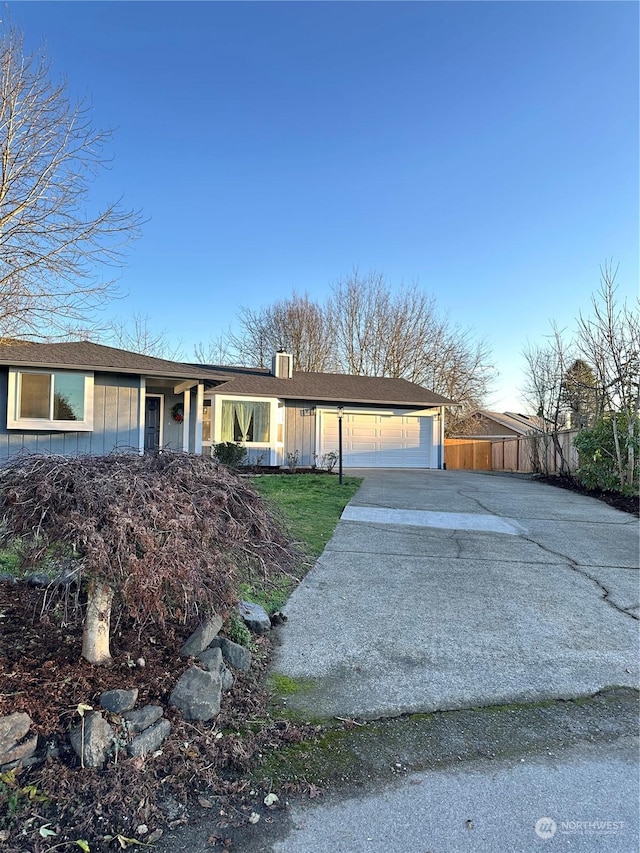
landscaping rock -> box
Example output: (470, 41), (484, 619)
(0, 712), (39, 769)
(25, 572), (51, 587)
(0, 711), (31, 747)
(100, 688), (139, 714)
(180, 614), (223, 657)
(128, 719), (171, 757)
(210, 636), (252, 671)
(69, 712), (115, 769)
(198, 646), (223, 671)
(197, 647), (234, 691)
(122, 705), (164, 734)
(169, 666), (222, 721)
(239, 600), (271, 635)
(220, 665), (234, 692)
(0, 572), (17, 585)
(52, 564), (79, 587)
(0, 732), (39, 770)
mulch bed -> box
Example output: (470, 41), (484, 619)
(0, 585), (320, 852)
(534, 474), (639, 517)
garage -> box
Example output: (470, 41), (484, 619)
(319, 411), (436, 468)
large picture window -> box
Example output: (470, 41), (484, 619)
(221, 400), (270, 443)
(8, 369), (93, 431)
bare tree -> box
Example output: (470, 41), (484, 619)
(230, 292), (335, 372)
(0, 24), (142, 340)
(106, 312), (183, 359)
(220, 272), (493, 413)
(576, 264), (639, 489)
(194, 333), (233, 365)
(329, 270), (494, 415)
(522, 326), (574, 475)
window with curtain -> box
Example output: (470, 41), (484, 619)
(221, 400), (270, 443)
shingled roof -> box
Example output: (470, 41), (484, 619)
(0, 341), (223, 382)
(0, 342), (455, 406)
(205, 366), (455, 407)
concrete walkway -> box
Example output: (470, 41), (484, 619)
(272, 470), (639, 719)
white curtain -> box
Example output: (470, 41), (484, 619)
(220, 400), (270, 442)
(235, 402), (253, 442)
(221, 401), (234, 441)
(252, 402), (270, 442)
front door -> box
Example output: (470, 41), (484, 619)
(144, 396), (162, 452)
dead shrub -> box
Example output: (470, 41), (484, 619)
(0, 450), (299, 630)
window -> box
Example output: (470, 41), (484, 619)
(7, 369), (94, 431)
(221, 400), (270, 443)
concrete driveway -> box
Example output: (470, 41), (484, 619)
(272, 470), (638, 719)
(157, 471), (638, 853)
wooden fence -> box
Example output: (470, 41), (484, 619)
(445, 430), (581, 474)
(444, 439), (492, 471)
(491, 429), (581, 474)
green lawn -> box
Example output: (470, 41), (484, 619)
(238, 473), (361, 614)
(252, 473), (362, 560)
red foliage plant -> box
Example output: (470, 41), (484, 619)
(0, 451), (299, 631)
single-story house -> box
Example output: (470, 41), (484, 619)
(0, 342), (455, 469)
(450, 409), (544, 440)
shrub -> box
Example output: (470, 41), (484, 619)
(574, 414), (640, 494)
(213, 441), (248, 467)
(0, 451), (298, 662)
(226, 612), (252, 648)
(286, 450), (300, 471)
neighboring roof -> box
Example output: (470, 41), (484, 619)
(0, 341), (223, 382)
(203, 365), (455, 407)
(502, 411), (546, 431)
(454, 410), (544, 436)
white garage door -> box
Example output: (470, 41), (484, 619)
(320, 412), (434, 468)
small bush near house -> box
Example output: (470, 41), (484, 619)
(213, 441), (248, 467)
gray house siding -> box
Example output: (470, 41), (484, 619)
(285, 401), (317, 466)
(0, 371), (140, 459)
(93, 374), (140, 453)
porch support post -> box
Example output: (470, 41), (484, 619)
(138, 377), (146, 454)
(182, 388), (191, 452)
(194, 383), (204, 455)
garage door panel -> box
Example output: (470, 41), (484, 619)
(320, 412), (434, 469)
(380, 428), (406, 438)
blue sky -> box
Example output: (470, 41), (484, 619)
(11, 1), (639, 410)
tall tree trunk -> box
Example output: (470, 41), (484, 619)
(82, 578), (114, 665)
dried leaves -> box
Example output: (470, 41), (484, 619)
(0, 451), (299, 627)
